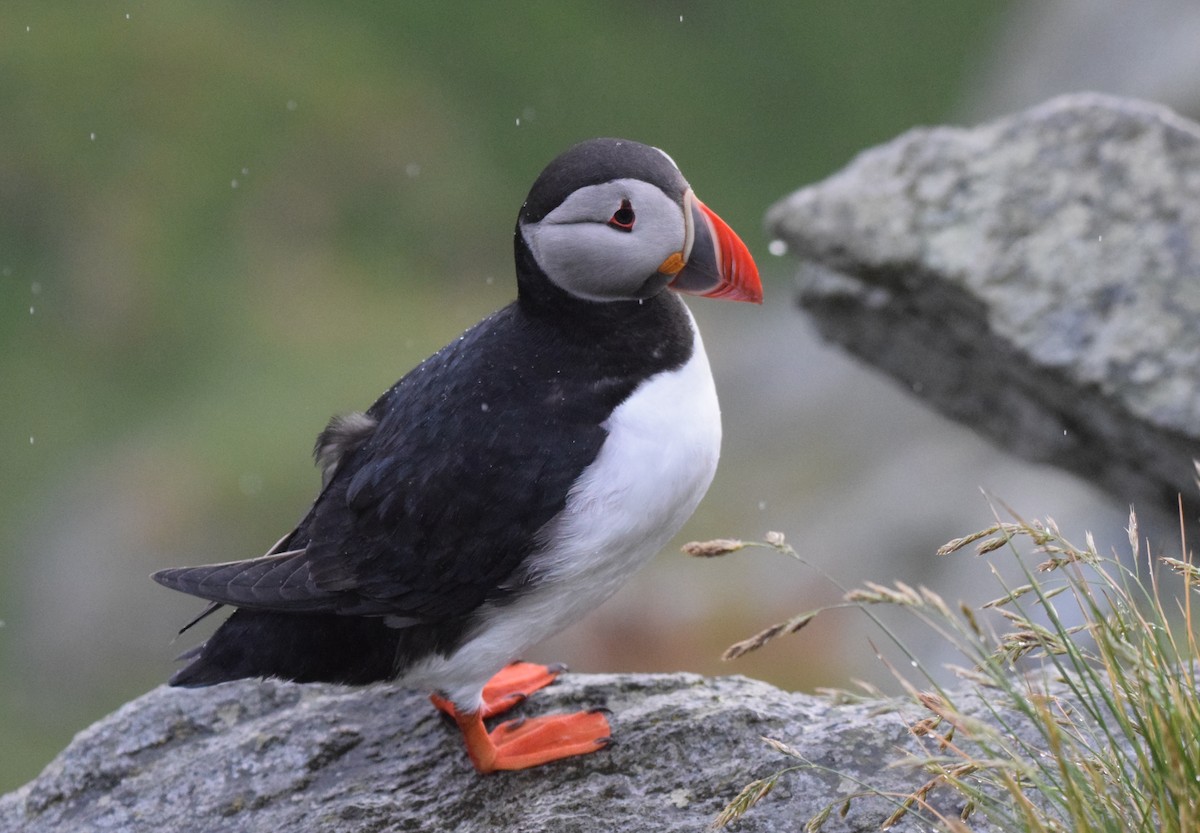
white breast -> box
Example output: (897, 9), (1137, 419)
(535, 316), (720, 588)
(405, 308), (721, 707)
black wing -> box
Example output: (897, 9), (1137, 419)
(153, 297), (685, 624)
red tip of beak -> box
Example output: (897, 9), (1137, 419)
(698, 198), (763, 303)
(668, 195), (763, 304)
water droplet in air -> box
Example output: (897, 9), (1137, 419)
(29, 436), (35, 445)
(230, 179), (239, 189)
(515, 117), (521, 127)
(757, 500), (767, 511)
(480, 403), (490, 413)
(405, 163), (421, 178)
(910, 660), (918, 667)
(286, 100), (298, 111)
(241, 167), (250, 176)
(768, 239), (788, 256)
(89, 132), (96, 141)
(29, 306), (35, 315)
(679, 15), (684, 22)
(125, 12), (131, 19)
(31, 281), (41, 295)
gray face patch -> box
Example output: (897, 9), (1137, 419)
(519, 179), (687, 303)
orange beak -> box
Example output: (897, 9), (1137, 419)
(667, 191), (763, 304)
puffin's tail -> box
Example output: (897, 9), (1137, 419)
(169, 608), (403, 687)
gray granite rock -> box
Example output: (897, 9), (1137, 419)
(0, 672), (991, 833)
(766, 93), (1200, 536)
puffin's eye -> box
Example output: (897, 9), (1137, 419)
(607, 199), (635, 232)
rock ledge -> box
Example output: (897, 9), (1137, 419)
(2, 672), (982, 833)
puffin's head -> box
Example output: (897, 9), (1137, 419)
(517, 138), (762, 305)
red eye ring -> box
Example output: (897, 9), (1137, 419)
(607, 199), (635, 232)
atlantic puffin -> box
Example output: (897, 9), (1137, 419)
(153, 137), (762, 773)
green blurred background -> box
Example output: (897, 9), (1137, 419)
(7, 1), (1178, 792)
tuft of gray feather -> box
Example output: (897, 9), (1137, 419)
(313, 411), (378, 486)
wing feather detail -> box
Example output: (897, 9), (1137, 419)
(152, 549), (335, 611)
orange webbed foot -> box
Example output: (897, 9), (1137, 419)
(453, 707), (612, 773)
(429, 661), (611, 773)
(431, 660), (566, 720)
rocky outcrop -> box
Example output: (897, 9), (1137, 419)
(767, 93), (1200, 537)
(1, 672), (1003, 833)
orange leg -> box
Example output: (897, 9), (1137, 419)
(431, 661), (566, 720)
(429, 661), (612, 773)
(450, 707), (611, 773)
